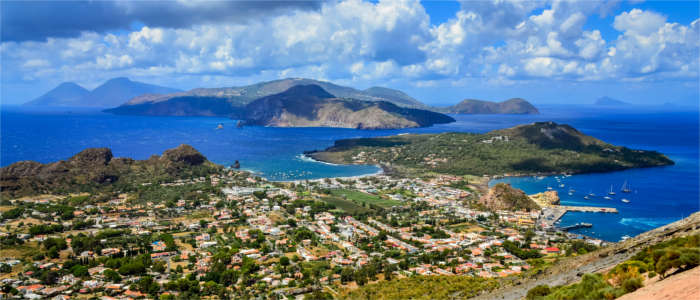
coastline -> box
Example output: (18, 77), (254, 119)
(267, 153), (385, 183)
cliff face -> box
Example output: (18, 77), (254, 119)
(244, 85), (455, 129)
(442, 98), (539, 114)
(0, 144), (220, 198)
(479, 183), (541, 211)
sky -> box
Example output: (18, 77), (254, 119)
(1, 0), (698, 106)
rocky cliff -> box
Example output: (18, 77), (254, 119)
(0, 144), (220, 198)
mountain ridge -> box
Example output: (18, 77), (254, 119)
(24, 77), (180, 108)
(243, 84), (455, 129)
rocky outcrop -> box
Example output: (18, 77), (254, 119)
(479, 183), (541, 211)
(0, 145), (220, 198)
(530, 191), (560, 207)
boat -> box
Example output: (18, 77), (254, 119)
(216, 123), (224, 130)
(546, 186), (553, 190)
(621, 198), (630, 203)
(620, 235), (631, 241)
(621, 180), (631, 193)
(604, 196), (612, 200)
(608, 185), (616, 195)
(588, 191), (596, 197)
(559, 184), (565, 188)
(583, 195), (590, 200)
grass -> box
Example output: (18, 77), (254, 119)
(320, 196), (370, 214)
(329, 189), (401, 208)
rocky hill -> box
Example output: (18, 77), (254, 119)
(25, 77), (180, 108)
(439, 98), (539, 114)
(479, 183), (540, 211)
(0, 144), (221, 198)
(307, 122), (673, 176)
(244, 85), (454, 129)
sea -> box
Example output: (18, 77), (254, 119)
(1, 105), (698, 241)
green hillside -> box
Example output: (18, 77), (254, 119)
(307, 122), (673, 176)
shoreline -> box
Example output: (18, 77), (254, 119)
(268, 153), (385, 183)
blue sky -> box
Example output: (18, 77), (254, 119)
(1, 0), (698, 106)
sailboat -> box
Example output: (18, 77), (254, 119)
(621, 180), (631, 193)
(608, 185), (616, 195)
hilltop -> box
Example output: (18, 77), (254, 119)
(307, 121), (673, 176)
(24, 77), (180, 108)
(244, 85), (454, 129)
(439, 98), (539, 114)
(0, 144), (221, 198)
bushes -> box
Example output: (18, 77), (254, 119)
(526, 285), (551, 300)
(526, 235), (700, 300)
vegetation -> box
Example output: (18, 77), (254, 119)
(309, 122), (673, 176)
(341, 275), (499, 299)
(526, 234), (700, 300)
(0, 144), (221, 198)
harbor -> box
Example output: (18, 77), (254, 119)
(540, 205), (618, 229)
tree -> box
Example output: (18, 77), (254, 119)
(341, 268), (354, 283)
(104, 269), (122, 282)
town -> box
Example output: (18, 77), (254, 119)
(0, 169), (606, 299)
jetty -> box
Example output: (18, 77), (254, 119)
(560, 222), (593, 231)
(540, 205), (618, 228)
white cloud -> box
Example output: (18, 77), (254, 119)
(0, 0), (697, 102)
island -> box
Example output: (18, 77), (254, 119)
(306, 121), (673, 176)
(437, 98), (539, 114)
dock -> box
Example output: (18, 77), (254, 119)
(560, 222), (593, 231)
(540, 205), (618, 228)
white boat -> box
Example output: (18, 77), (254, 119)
(621, 235), (631, 241)
(621, 180), (631, 193)
(621, 198), (630, 203)
(608, 185), (616, 195)
(559, 184), (565, 188)
(546, 186), (553, 190)
(584, 195), (590, 200)
(604, 196), (612, 200)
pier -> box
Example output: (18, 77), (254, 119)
(540, 205), (618, 228)
(560, 222), (593, 231)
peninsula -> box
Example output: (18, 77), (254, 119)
(307, 121), (673, 176)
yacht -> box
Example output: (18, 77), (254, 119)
(621, 198), (630, 203)
(546, 186), (553, 190)
(583, 195), (590, 200)
(608, 185), (616, 195)
(604, 196), (612, 200)
(621, 180), (631, 193)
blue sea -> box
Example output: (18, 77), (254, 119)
(1, 105), (698, 241)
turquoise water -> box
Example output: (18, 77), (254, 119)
(1, 105), (698, 240)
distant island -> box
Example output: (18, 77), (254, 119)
(438, 98), (539, 114)
(24, 77), (180, 108)
(307, 121), (673, 176)
(243, 85), (454, 129)
(595, 96), (629, 106)
(28, 77), (541, 128)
